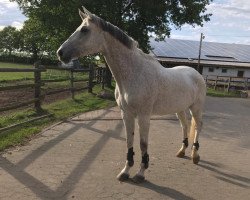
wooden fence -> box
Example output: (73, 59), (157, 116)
(0, 63), (101, 133)
(204, 75), (250, 92)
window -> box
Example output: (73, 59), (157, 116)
(222, 68), (227, 73)
(208, 67), (214, 72)
(237, 70), (244, 77)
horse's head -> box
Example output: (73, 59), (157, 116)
(57, 7), (104, 63)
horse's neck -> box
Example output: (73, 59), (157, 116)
(102, 36), (138, 89)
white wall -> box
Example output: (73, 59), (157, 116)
(203, 66), (250, 78)
(245, 69), (250, 77)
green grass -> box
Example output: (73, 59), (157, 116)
(0, 62), (33, 69)
(0, 62), (34, 82)
(0, 62), (88, 88)
(0, 86), (116, 151)
(0, 62), (114, 151)
(206, 87), (240, 97)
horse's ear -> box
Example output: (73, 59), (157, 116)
(79, 9), (87, 20)
(82, 6), (92, 16)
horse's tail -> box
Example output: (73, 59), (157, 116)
(189, 117), (196, 144)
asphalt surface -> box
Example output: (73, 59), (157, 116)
(0, 96), (250, 200)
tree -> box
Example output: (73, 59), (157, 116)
(12, 0), (212, 87)
(21, 18), (47, 61)
(12, 0), (212, 53)
(0, 26), (20, 55)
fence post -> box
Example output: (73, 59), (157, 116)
(214, 76), (218, 90)
(34, 61), (42, 113)
(227, 77), (231, 93)
(102, 68), (105, 89)
(88, 64), (94, 93)
(70, 68), (75, 99)
(243, 78), (247, 91)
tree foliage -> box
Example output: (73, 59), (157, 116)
(11, 0), (212, 53)
(20, 18), (47, 60)
(0, 26), (21, 55)
(0, 21), (46, 61)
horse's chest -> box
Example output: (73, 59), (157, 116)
(116, 92), (136, 109)
(115, 88), (143, 111)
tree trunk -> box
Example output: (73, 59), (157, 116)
(33, 50), (38, 62)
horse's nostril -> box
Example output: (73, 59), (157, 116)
(58, 49), (63, 57)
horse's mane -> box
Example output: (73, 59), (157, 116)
(90, 14), (137, 49)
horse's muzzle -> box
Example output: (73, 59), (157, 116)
(57, 48), (72, 64)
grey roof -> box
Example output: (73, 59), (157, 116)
(150, 38), (250, 63)
(157, 57), (250, 69)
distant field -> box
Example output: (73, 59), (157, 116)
(0, 62), (34, 82)
(0, 62), (81, 83)
(0, 62), (33, 68)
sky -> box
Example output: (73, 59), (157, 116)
(0, 0), (250, 45)
(0, 0), (26, 29)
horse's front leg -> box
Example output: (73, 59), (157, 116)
(133, 115), (150, 183)
(117, 110), (135, 181)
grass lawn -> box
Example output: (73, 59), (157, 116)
(0, 62), (115, 151)
(206, 87), (240, 97)
(0, 62), (33, 69)
(0, 86), (116, 151)
(0, 62), (34, 82)
(0, 62), (88, 88)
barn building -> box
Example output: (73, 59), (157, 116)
(150, 38), (250, 78)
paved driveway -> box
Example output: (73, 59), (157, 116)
(0, 97), (250, 200)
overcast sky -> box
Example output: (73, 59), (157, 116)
(0, 0), (250, 44)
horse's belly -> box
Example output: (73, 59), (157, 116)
(152, 104), (189, 115)
(152, 94), (194, 115)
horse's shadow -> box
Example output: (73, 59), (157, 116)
(182, 158), (250, 188)
(126, 179), (194, 200)
(198, 160), (250, 188)
(125, 158), (250, 200)
(182, 158), (249, 188)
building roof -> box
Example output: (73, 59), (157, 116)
(157, 57), (250, 69)
(150, 38), (250, 68)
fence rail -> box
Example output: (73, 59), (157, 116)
(0, 68), (46, 72)
(0, 83), (41, 91)
(204, 75), (250, 92)
(0, 114), (53, 133)
(0, 98), (39, 112)
(0, 62), (101, 134)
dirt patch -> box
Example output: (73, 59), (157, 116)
(0, 84), (87, 114)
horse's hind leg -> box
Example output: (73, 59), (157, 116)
(133, 114), (150, 183)
(189, 104), (203, 164)
(176, 111), (189, 158)
(117, 110), (135, 181)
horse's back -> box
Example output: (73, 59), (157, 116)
(165, 65), (206, 94)
(171, 66), (205, 89)
(152, 65), (206, 115)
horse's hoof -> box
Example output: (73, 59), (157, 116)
(132, 175), (145, 184)
(117, 173), (129, 182)
(192, 155), (200, 164)
(176, 151), (185, 158)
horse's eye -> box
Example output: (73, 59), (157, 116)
(80, 27), (89, 33)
